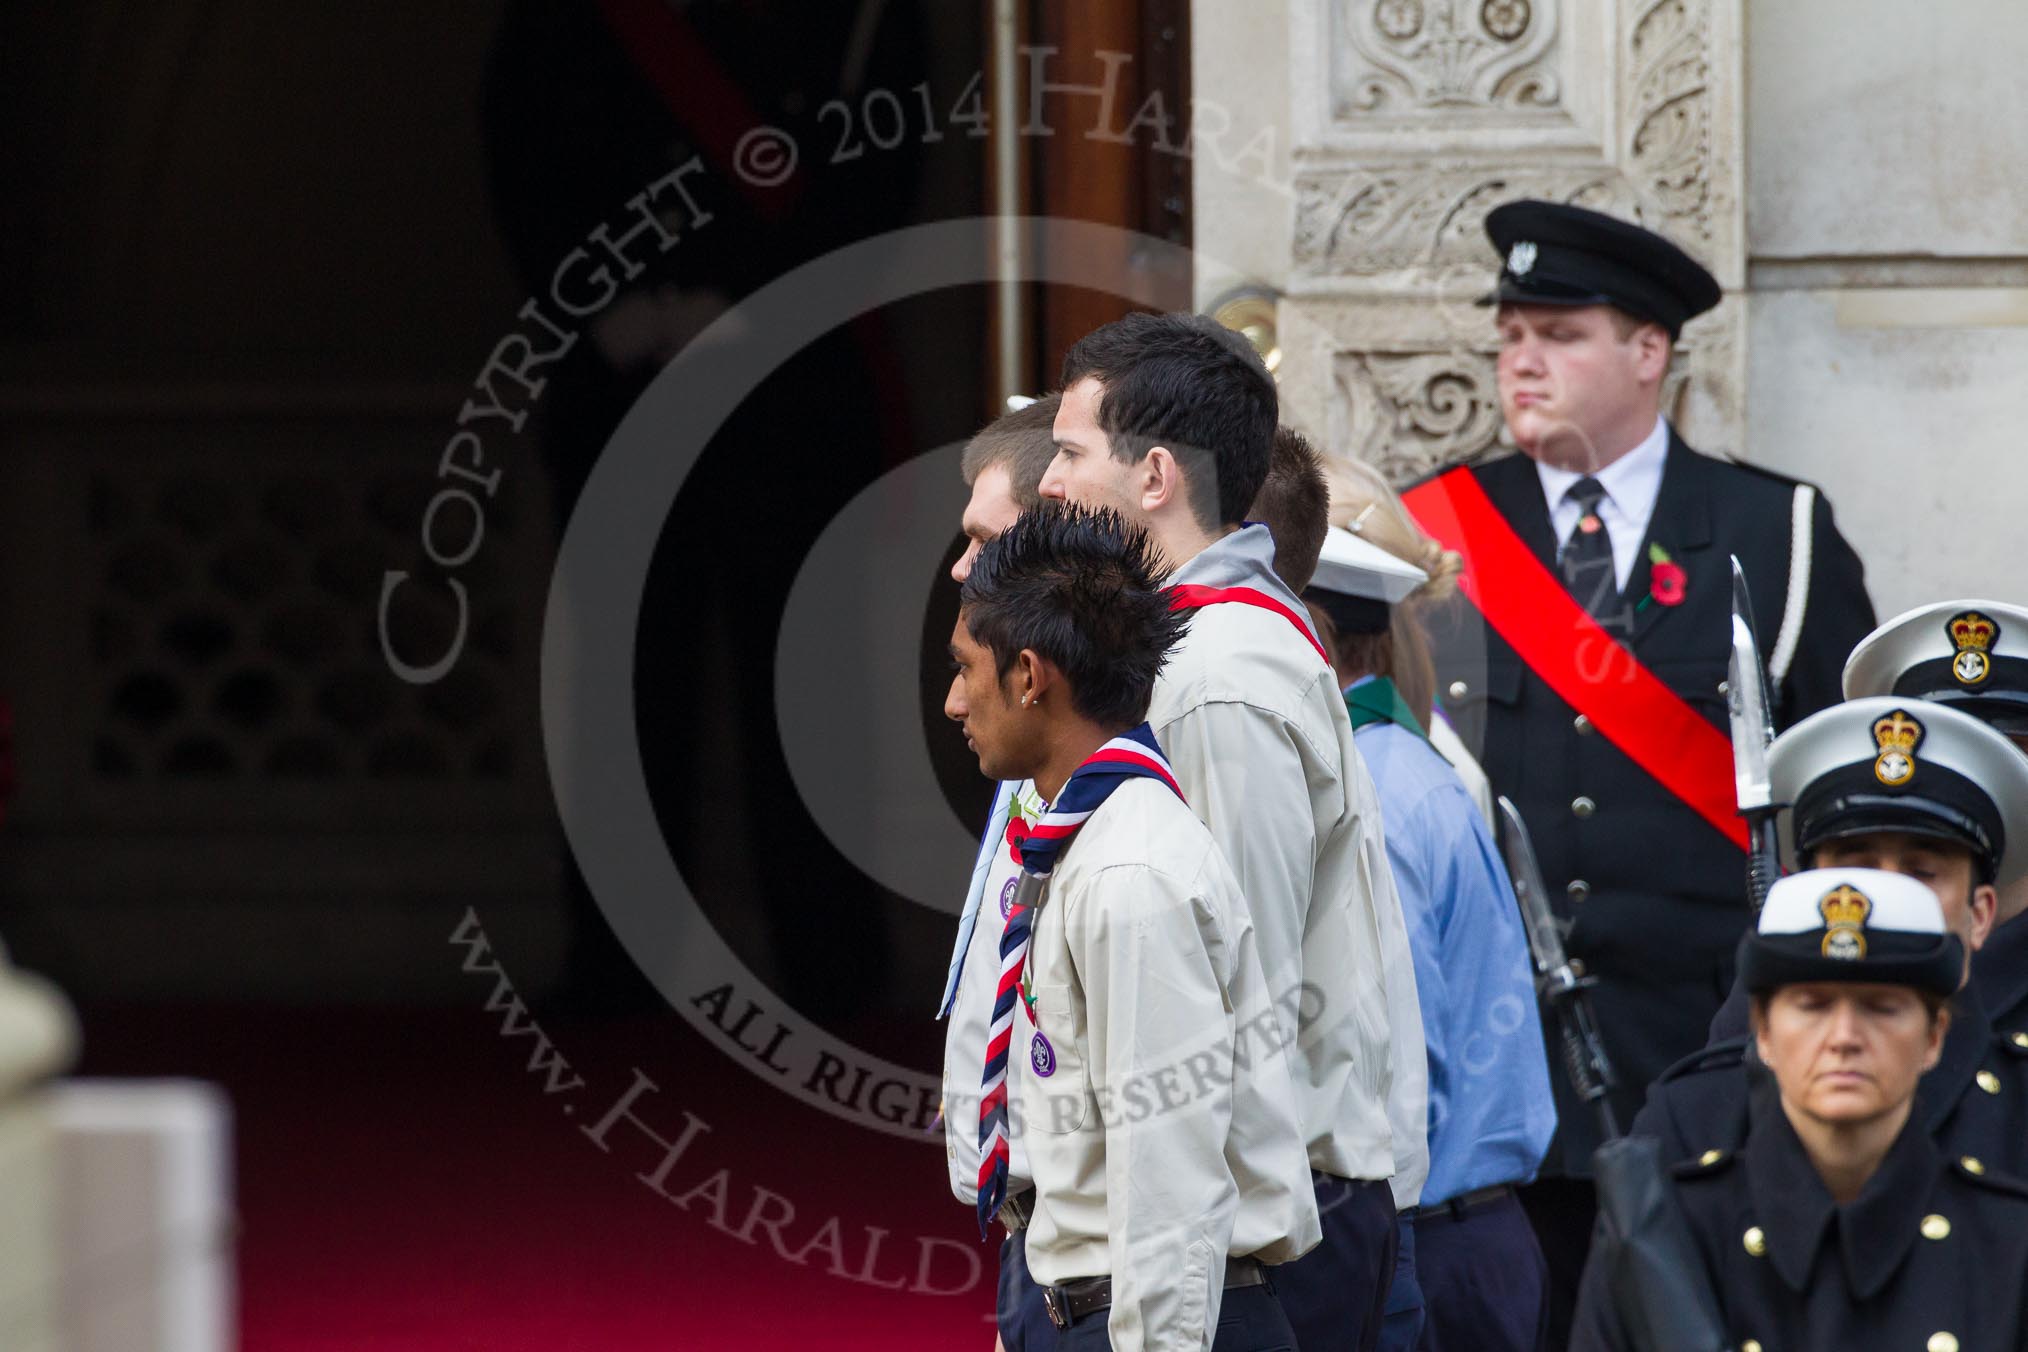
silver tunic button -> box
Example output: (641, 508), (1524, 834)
(1572, 796), (1597, 819)
(1573, 713), (1593, 735)
(1567, 880), (1590, 903)
(1448, 680), (1469, 700)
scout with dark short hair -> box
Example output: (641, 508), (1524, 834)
(1056, 310), (1278, 532)
(1044, 312), (1430, 1352)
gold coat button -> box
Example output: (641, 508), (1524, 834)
(1448, 680), (1469, 700)
(1962, 1156), (1986, 1175)
(1741, 1342), (1762, 1352)
(2013, 1031), (2028, 1050)
(1978, 1069), (2002, 1095)
(1572, 795), (1597, 819)
(1742, 1225), (1766, 1256)
(1921, 1214), (1951, 1241)
(1567, 879), (1591, 904)
(1930, 1333), (1960, 1352)
(1699, 1149), (1723, 1166)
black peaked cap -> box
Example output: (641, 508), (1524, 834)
(1482, 200), (1722, 337)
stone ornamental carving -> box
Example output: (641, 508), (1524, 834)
(1286, 0), (1745, 479)
(1339, 0), (1561, 116)
(1334, 351), (1507, 482)
(1627, 0), (1716, 250)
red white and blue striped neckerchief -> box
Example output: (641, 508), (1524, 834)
(974, 724), (1183, 1238)
(1166, 522), (1330, 663)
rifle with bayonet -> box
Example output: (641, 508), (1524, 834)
(1497, 794), (1619, 1138)
(1726, 555), (1781, 912)
(1496, 795), (1732, 1351)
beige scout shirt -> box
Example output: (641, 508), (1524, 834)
(1154, 542), (1431, 1204)
(1016, 777), (1320, 1352)
(941, 780), (1043, 1205)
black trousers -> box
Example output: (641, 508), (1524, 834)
(1273, 1173), (1399, 1352)
(1517, 1177), (1596, 1352)
(1413, 1191), (1549, 1352)
(997, 1229), (1298, 1351)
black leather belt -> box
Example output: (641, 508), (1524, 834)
(1406, 1182), (1515, 1222)
(1041, 1257), (1267, 1330)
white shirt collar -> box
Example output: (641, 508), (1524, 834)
(1534, 416), (1672, 591)
(1533, 416), (1670, 520)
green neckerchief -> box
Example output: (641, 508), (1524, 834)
(1344, 676), (1431, 746)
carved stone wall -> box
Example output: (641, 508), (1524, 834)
(1198, 0), (1745, 479)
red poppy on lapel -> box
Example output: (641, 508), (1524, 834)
(1005, 813), (1031, 862)
(1648, 542), (1687, 607)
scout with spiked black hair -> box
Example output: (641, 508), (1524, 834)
(944, 510), (1321, 1351)
(959, 503), (1190, 732)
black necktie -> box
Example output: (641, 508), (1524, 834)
(1559, 477), (1619, 623)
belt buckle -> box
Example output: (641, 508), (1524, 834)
(1042, 1286), (1071, 1330)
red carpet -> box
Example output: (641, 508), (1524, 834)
(79, 1004), (995, 1350)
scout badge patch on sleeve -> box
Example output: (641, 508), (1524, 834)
(1872, 708), (1925, 787)
(1948, 610), (1998, 686)
(1029, 1031), (1056, 1077)
(1818, 883), (1872, 959)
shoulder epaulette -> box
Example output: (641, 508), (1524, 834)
(1720, 456), (1818, 493)
(1655, 1035), (1751, 1084)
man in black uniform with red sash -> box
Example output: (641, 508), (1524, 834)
(1401, 200), (1876, 1340)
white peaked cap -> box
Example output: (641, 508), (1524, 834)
(1843, 598), (2028, 698)
(1757, 868), (1943, 938)
(1309, 526), (1427, 603)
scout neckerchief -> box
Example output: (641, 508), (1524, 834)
(1166, 523), (1331, 664)
(1344, 676), (1431, 746)
(975, 725), (1184, 1238)
(1402, 467), (1750, 850)
(936, 780), (1044, 1020)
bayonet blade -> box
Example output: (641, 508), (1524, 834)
(1728, 556), (1775, 813)
(1496, 795), (1567, 978)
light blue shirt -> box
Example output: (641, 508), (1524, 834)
(1350, 680), (1556, 1204)
(938, 781), (1014, 1018)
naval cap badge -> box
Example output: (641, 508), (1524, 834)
(1508, 240), (1538, 277)
(1947, 610), (1998, 687)
(1872, 708), (1925, 787)
(1818, 883), (1873, 960)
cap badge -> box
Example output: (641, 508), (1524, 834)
(1507, 240), (1537, 277)
(1947, 610), (1998, 687)
(1819, 884), (1873, 960)
(1872, 708), (1925, 787)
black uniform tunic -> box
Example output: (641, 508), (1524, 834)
(1972, 916), (2028, 1043)
(1574, 1082), (2028, 1351)
(1634, 984), (2028, 1176)
(1425, 437), (1876, 1168)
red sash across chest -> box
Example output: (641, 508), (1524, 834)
(1402, 467), (1749, 851)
